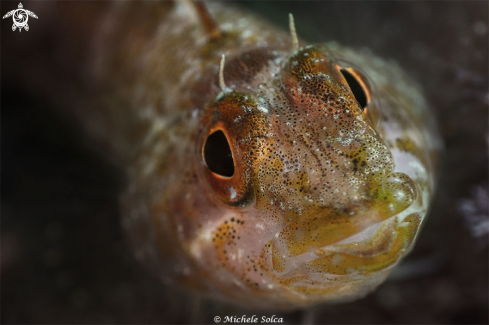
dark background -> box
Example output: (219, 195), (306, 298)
(2, 1), (488, 324)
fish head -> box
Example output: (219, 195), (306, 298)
(200, 45), (416, 224)
(195, 45), (420, 305)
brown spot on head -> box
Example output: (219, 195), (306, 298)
(223, 48), (277, 87)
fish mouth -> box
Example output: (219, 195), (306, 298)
(261, 200), (423, 298)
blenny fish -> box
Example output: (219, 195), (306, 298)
(7, 0), (441, 310)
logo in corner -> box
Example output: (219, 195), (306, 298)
(3, 3), (38, 32)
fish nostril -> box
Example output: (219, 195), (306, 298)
(340, 68), (369, 110)
(203, 130), (235, 177)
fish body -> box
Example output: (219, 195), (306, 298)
(6, 1), (440, 310)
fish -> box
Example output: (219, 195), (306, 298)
(4, 0), (441, 310)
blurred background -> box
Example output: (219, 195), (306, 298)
(2, 1), (488, 324)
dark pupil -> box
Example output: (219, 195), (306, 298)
(340, 69), (368, 109)
(204, 130), (234, 177)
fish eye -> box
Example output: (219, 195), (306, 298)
(197, 92), (257, 207)
(203, 130), (234, 177)
(340, 67), (371, 111)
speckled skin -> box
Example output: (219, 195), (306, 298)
(23, 1), (440, 310)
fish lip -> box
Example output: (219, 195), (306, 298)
(265, 220), (389, 282)
(268, 194), (421, 279)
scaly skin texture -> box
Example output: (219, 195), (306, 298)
(17, 1), (440, 310)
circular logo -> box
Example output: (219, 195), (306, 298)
(214, 316), (221, 323)
(13, 9), (28, 28)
